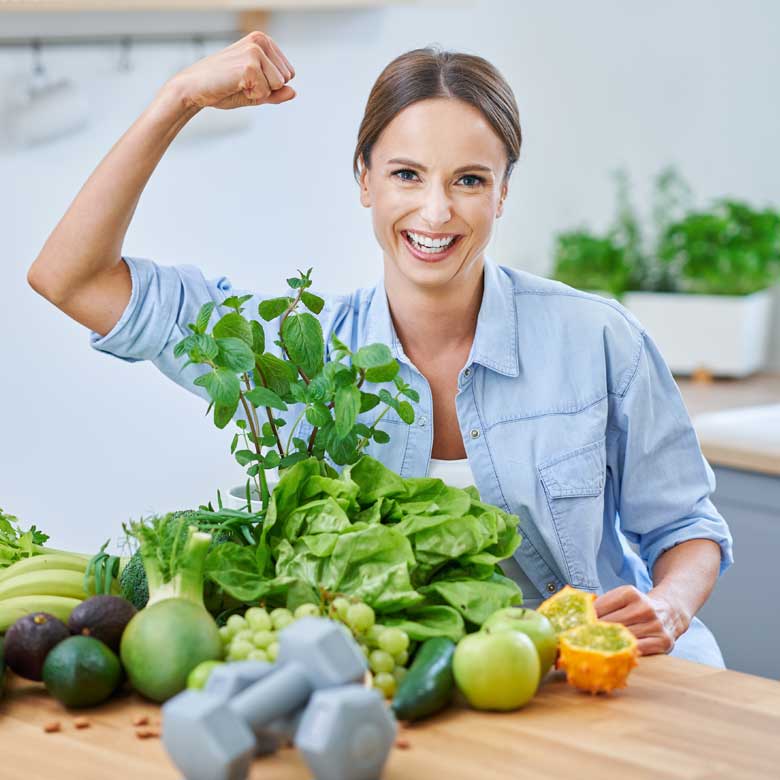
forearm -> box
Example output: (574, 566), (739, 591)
(649, 538), (722, 634)
(28, 79), (199, 303)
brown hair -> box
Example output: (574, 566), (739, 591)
(353, 47), (522, 185)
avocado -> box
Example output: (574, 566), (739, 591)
(4, 612), (71, 681)
(43, 635), (122, 708)
(67, 595), (137, 652)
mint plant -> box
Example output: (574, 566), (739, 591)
(174, 269), (419, 511)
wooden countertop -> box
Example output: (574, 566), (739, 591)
(3, 656), (780, 780)
(677, 373), (780, 476)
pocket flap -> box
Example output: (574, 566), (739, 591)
(538, 438), (606, 499)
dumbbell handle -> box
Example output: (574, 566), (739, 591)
(230, 661), (312, 733)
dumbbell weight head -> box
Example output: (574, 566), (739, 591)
(230, 617), (367, 733)
(295, 685), (397, 780)
(161, 690), (255, 780)
(204, 660), (282, 755)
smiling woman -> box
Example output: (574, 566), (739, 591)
(27, 31), (733, 668)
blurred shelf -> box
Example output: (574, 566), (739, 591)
(0, 0), (397, 9)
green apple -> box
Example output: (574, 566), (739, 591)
(482, 607), (558, 679)
(453, 630), (540, 711)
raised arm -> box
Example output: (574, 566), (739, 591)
(27, 31), (295, 337)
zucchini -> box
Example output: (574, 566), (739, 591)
(391, 636), (455, 722)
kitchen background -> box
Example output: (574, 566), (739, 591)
(1, 1), (778, 675)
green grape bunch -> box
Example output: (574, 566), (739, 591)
(219, 598), (411, 699)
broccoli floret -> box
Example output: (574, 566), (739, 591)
(119, 549), (149, 610)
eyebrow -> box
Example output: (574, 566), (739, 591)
(385, 157), (494, 175)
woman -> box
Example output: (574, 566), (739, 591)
(28, 32), (732, 667)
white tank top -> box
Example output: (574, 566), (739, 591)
(426, 458), (534, 596)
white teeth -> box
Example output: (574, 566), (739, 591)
(406, 231), (457, 250)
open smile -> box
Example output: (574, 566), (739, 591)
(401, 230), (464, 262)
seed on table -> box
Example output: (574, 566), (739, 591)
(43, 721), (61, 733)
(73, 717), (90, 729)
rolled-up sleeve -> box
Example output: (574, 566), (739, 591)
(610, 331), (734, 578)
(90, 256), (240, 401)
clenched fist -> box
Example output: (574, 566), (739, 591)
(167, 30), (296, 111)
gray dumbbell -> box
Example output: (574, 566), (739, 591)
(204, 660), (282, 755)
(161, 617), (366, 780)
(296, 684), (397, 780)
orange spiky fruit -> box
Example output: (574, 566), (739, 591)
(557, 621), (639, 694)
(537, 585), (598, 635)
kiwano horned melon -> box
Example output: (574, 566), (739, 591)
(557, 621), (639, 694)
(537, 585), (597, 635)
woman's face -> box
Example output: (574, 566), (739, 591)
(360, 97), (509, 291)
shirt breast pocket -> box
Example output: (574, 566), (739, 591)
(538, 437), (606, 591)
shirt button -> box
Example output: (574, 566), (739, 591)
(469, 428), (480, 439)
(464, 367), (472, 378)
(546, 582), (557, 593)
(418, 416), (428, 427)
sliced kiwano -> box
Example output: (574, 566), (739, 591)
(557, 621), (639, 694)
(537, 585), (597, 635)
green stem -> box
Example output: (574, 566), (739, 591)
(285, 407), (307, 454)
(238, 392), (264, 503)
(250, 367), (285, 456)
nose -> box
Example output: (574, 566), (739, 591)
(419, 181), (452, 229)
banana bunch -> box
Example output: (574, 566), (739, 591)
(0, 545), (126, 632)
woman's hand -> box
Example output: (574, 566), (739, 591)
(166, 30), (296, 111)
(594, 585), (690, 656)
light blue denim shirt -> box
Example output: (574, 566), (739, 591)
(91, 256), (734, 666)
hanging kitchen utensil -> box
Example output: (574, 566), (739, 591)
(2, 40), (90, 147)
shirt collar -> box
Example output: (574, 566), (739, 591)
(365, 257), (520, 377)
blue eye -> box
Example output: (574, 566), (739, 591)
(391, 169), (485, 187)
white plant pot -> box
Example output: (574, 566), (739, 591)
(223, 471), (279, 511)
(623, 289), (775, 378)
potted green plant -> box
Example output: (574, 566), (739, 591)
(552, 168), (780, 377)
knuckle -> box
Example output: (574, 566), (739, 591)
(248, 31), (267, 45)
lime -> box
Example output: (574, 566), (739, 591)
(43, 635), (122, 708)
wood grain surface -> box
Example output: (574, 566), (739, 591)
(2, 654), (779, 779)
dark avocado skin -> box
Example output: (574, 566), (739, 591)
(3, 612), (70, 681)
(392, 637), (456, 722)
(67, 595), (137, 653)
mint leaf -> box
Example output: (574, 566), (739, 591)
(281, 312), (324, 378)
(255, 354), (296, 397)
(195, 368), (240, 406)
(397, 400), (415, 425)
(372, 429), (391, 444)
(335, 385), (361, 438)
(245, 386), (288, 411)
(360, 392), (380, 413)
(215, 337), (255, 373)
(214, 396), (239, 429)
(258, 297), (291, 321)
(221, 294), (253, 312)
(354, 344), (393, 370)
(250, 321), (265, 354)
(191, 334), (219, 362)
(301, 291), (325, 314)
(306, 402), (332, 428)
(213, 312), (253, 345)
(365, 362), (399, 383)
(195, 302), (216, 334)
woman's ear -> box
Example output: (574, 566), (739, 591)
(359, 158), (372, 208)
(496, 178), (509, 218)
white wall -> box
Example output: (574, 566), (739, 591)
(2, 0), (779, 555)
